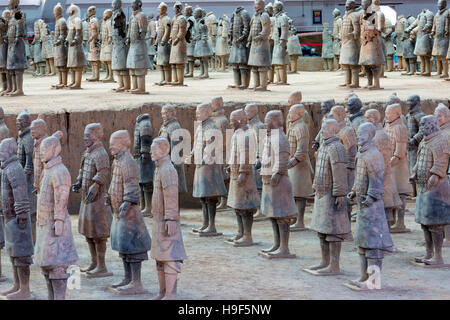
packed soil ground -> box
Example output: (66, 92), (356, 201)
(1, 69), (449, 113)
(1, 199), (449, 300)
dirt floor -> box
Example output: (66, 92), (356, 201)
(1, 200), (449, 300)
(1, 69), (449, 113)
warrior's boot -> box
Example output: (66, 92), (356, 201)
(350, 253), (369, 286)
(87, 62), (100, 81)
(123, 74), (131, 90)
(69, 70), (83, 89)
(409, 59), (416, 75)
(185, 61), (194, 77)
(316, 241), (342, 275)
(415, 228), (433, 263)
(255, 71), (268, 91)
(131, 75), (147, 94)
(184, 61), (189, 75)
(281, 66), (288, 84)
(229, 67), (241, 88)
(290, 198), (307, 230)
(44, 274), (54, 300)
(171, 65), (178, 84)
(234, 212), (254, 246)
(220, 56), (226, 72)
(193, 199), (209, 232)
(162, 272), (178, 300)
(0, 73), (7, 95)
(0, 252), (6, 282)
(200, 198), (218, 234)
(139, 189), (145, 210)
(156, 66), (167, 85)
(49, 58), (56, 75)
(217, 196), (227, 209)
(68, 70), (76, 87)
(118, 262), (145, 295)
(1, 265), (19, 296)
(103, 62), (115, 82)
(423, 57), (431, 76)
(81, 238), (97, 272)
(268, 219), (292, 257)
(87, 239), (110, 277)
(402, 58), (411, 75)
(308, 235), (330, 270)
(274, 65), (281, 84)
(130, 75), (138, 91)
(289, 56), (298, 74)
(441, 60), (449, 78)
(240, 68), (250, 89)
(172, 65), (185, 86)
(350, 67), (360, 88)
(8, 72), (24, 96)
(341, 66), (351, 87)
(141, 191), (152, 217)
(113, 74), (124, 92)
(51, 279), (67, 300)
(268, 66), (274, 83)
(40, 63), (46, 76)
(262, 218), (280, 253)
(251, 70), (260, 90)
(424, 229), (444, 265)
(153, 264), (166, 300)
(228, 212), (244, 242)
(45, 59), (51, 75)
(200, 59), (209, 79)
(365, 68), (373, 88)
(111, 259), (131, 288)
(387, 56), (393, 72)
(390, 195), (409, 232)
(369, 66), (382, 90)
(444, 226), (450, 247)
(6, 266), (32, 300)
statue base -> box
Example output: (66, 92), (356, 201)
(189, 230), (223, 237)
(224, 239), (259, 247)
(258, 251), (296, 259)
(389, 227), (411, 234)
(303, 268), (344, 276)
(409, 261), (450, 269)
(83, 271), (114, 278)
(107, 286), (149, 296)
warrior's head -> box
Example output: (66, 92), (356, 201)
(434, 103), (450, 127)
(288, 104), (305, 123)
(331, 105), (347, 123)
(230, 109), (248, 130)
(385, 104), (402, 123)
(40, 131), (63, 163)
(244, 103), (259, 120)
(345, 0), (356, 11)
(0, 138), (17, 163)
(30, 118), (48, 140)
(196, 103), (212, 122)
(161, 104), (176, 122)
(419, 115), (439, 137)
(333, 8), (341, 17)
(211, 96), (224, 113)
(273, 1), (283, 14)
(54, 2), (63, 19)
(16, 109), (31, 131)
(67, 4), (81, 18)
(112, 0), (122, 11)
(356, 122), (376, 148)
(361, 0), (372, 11)
(364, 109), (381, 125)
(386, 92), (401, 106)
(264, 110), (284, 131)
(322, 119), (339, 140)
(103, 9), (112, 20)
(151, 137), (170, 162)
(347, 96), (363, 115)
(109, 130), (131, 156)
(173, 1), (182, 14)
(288, 91), (302, 106)
(87, 5), (96, 18)
(321, 98), (335, 115)
(84, 123), (104, 148)
(184, 4), (193, 16)
(8, 0), (19, 11)
(158, 2), (168, 16)
(438, 0), (447, 11)
(406, 94), (420, 111)
(131, 0), (142, 12)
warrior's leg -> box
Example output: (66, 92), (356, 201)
(402, 58), (411, 75)
(42, 270), (54, 300)
(316, 239), (342, 274)
(340, 65), (350, 87)
(308, 233), (330, 270)
(118, 261), (145, 295)
(123, 71), (131, 90)
(239, 65), (250, 89)
(387, 55), (393, 72)
(6, 261), (32, 300)
(171, 64), (178, 84)
(424, 226), (445, 265)
(175, 64), (185, 86)
(234, 211), (254, 246)
(424, 56), (431, 76)
(87, 238), (111, 277)
(415, 225), (434, 263)
(0, 72), (7, 93)
(350, 249), (369, 285)
(261, 218), (280, 253)
(162, 262), (180, 300)
(193, 198), (209, 232)
(141, 183), (153, 217)
(0, 260), (19, 296)
(113, 72), (124, 92)
(268, 218), (292, 257)
(50, 58), (56, 75)
(441, 59), (449, 78)
(111, 258), (131, 288)
(444, 225), (450, 247)
(80, 237), (97, 272)
(251, 68), (260, 89)
(365, 66), (373, 88)
(229, 66), (241, 88)
(369, 65), (382, 90)
(229, 210), (244, 241)
(256, 69), (268, 91)
(201, 58), (209, 78)
(153, 261), (166, 300)
(391, 194), (409, 232)
(68, 69), (76, 87)
(291, 197), (307, 230)
(268, 65), (274, 84)
(436, 58), (443, 75)
(200, 197), (218, 233)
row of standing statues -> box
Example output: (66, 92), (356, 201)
(0, 90), (449, 299)
(321, 0), (450, 88)
(0, 0), (304, 96)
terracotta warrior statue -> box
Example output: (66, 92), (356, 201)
(287, 104), (313, 231)
(247, 0), (272, 91)
(330, 106), (357, 221)
(158, 105), (187, 195)
(41, 22), (55, 76)
(51, 3), (68, 89)
(191, 103), (227, 236)
(32, 19), (45, 76)
(406, 8), (434, 76)
(193, 8), (213, 79)
(72, 123), (113, 278)
(0, 107), (9, 282)
(210, 96), (230, 210)
(307, 119), (349, 275)
(126, 0), (150, 94)
(184, 5), (195, 77)
(205, 12), (218, 70)
(346, 122), (393, 290)
(150, 137), (187, 300)
(265, 2), (275, 83)
(0, 138), (33, 300)
(431, 0), (449, 78)
(434, 104), (450, 246)
(215, 15), (230, 72)
(245, 103), (266, 221)
(339, 0), (360, 88)
(381, 18), (395, 73)
(100, 9), (114, 82)
(66, 4), (87, 89)
(86, 6), (100, 82)
(259, 110), (297, 259)
(322, 22), (335, 71)
(358, 0), (385, 90)
(0, 10), (11, 95)
(226, 109), (260, 246)
(411, 115), (450, 266)
(169, 1), (188, 86)
(395, 15), (407, 71)
(35, 132), (78, 300)
(332, 8), (342, 70)
(385, 104), (413, 233)
(111, 0), (130, 92)
(108, 130), (151, 295)
(134, 114), (154, 217)
(271, 1), (289, 84)
(146, 12), (156, 70)
(5, 0), (26, 96)
(406, 94), (425, 196)
(347, 95), (366, 133)
(228, 6), (251, 89)
(155, 2), (171, 85)
(365, 109), (402, 226)
(287, 19), (302, 74)
(16, 110), (36, 244)
(402, 16), (418, 76)
(312, 98), (336, 151)
(30, 118), (47, 242)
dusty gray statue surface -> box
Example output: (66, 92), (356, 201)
(0, 10), (11, 95)
(169, 2), (187, 86)
(339, 0), (360, 88)
(86, 6), (101, 82)
(322, 23), (335, 71)
(51, 3), (69, 89)
(111, 0), (130, 92)
(271, 1), (289, 84)
(66, 4), (87, 89)
(184, 5), (195, 77)
(306, 119), (349, 276)
(193, 8), (213, 79)
(108, 130), (151, 295)
(155, 2), (172, 85)
(431, 0), (449, 78)
(72, 123), (113, 278)
(150, 137), (187, 300)
(259, 110), (297, 259)
(100, 9), (114, 82)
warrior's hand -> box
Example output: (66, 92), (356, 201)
(24, 168), (32, 175)
(311, 141), (320, 151)
(141, 152), (151, 162)
(71, 182), (82, 193)
(390, 156), (399, 167)
(237, 173), (246, 186)
(335, 196), (346, 210)
(165, 220), (177, 236)
(173, 38), (179, 46)
(104, 194), (111, 207)
(125, 37), (130, 46)
(408, 138), (417, 147)
(246, 41), (251, 48)
(427, 174), (439, 190)
(409, 174), (416, 184)
(361, 195), (374, 207)
(254, 159), (261, 170)
(347, 191), (356, 200)
(254, 35), (262, 42)
(118, 201), (131, 219)
(70, 40), (77, 47)
(16, 213), (28, 229)
(54, 220), (64, 237)
(271, 172), (281, 186)
(287, 157), (298, 169)
(32, 188), (38, 195)
(86, 183), (99, 203)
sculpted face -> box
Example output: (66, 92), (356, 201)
(103, 10), (112, 20)
(161, 106), (175, 122)
(151, 140), (169, 161)
(30, 121), (46, 140)
(356, 126), (371, 148)
(230, 112), (243, 130)
(345, 0), (355, 11)
(185, 7), (192, 16)
(420, 116), (439, 137)
(438, 0), (447, 10)
(109, 136), (123, 156)
(174, 4), (182, 14)
(84, 131), (95, 148)
(385, 106), (400, 123)
(88, 6), (96, 17)
(322, 121), (337, 140)
(406, 95), (419, 110)
(435, 106), (450, 126)
(8, 0), (19, 10)
(264, 112), (282, 131)
(347, 97), (362, 115)
(361, 0), (371, 10)
(364, 110), (378, 125)
(255, 1), (265, 12)
(112, 0), (122, 10)
(196, 106), (209, 122)
(288, 105), (304, 123)
(288, 91), (302, 106)
(194, 8), (202, 19)
(16, 115), (28, 131)
(131, 0), (141, 11)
